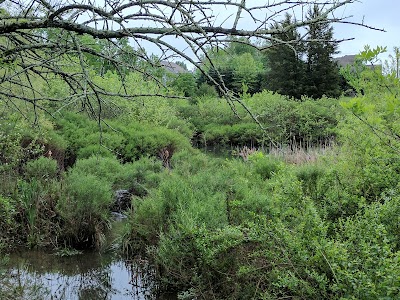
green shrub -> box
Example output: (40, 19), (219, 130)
(379, 190), (400, 249)
(202, 122), (262, 147)
(170, 73), (197, 97)
(295, 163), (326, 200)
(16, 178), (63, 248)
(145, 166), (330, 298)
(118, 121), (190, 162)
(125, 153), (331, 298)
(179, 97), (245, 132)
(248, 151), (281, 180)
(180, 91), (339, 148)
(245, 91), (339, 144)
(55, 112), (125, 163)
(25, 157), (58, 182)
(0, 195), (18, 249)
(115, 157), (163, 193)
(170, 149), (213, 174)
(316, 167), (365, 223)
(77, 144), (114, 159)
(66, 156), (164, 227)
(293, 97), (340, 142)
(0, 113), (29, 173)
(164, 117), (194, 140)
(327, 205), (400, 298)
(71, 156), (124, 187)
(196, 83), (218, 98)
(57, 171), (113, 248)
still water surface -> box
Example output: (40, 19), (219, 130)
(6, 250), (161, 299)
(3, 218), (176, 300)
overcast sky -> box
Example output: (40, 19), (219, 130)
(334, 0), (399, 59)
(136, 0), (398, 64)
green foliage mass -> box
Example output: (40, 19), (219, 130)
(305, 5), (341, 98)
(1, 43), (400, 299)
(57, 170), (113, 248)
(195, 12), (342, 100)
(197, 38), (266, 95)
(0, 195), (18, 250)
(178, 91), (340, 148)
(115, 120), (191, 162)
(120, 46), (400, 299)
(25, 157), (58, 182)
(264, 13), (306, 99)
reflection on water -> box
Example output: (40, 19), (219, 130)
(4, 250), (158, 300)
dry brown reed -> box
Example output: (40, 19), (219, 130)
(235, 138), (335, 164)
(268, 138), (335, 164)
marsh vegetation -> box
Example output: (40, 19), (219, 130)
(1, 1), (400, 298)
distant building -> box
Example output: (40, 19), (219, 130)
(334, 54), (381, 72)
(160, 61), (188, 74)
(334, 55), (357, 67)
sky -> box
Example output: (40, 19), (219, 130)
(121, 0), (399, 65)
(333, 0), (399, 60)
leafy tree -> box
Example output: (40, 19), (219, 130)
(339, 46), (400, 199)
(264, 14), (306, 99)
(172, 73), (198, 97)
(231, 52), (264, 94)
(197, 39), (265, 95)
(384, 46), (400, 78)
(305, 5), (341, 98)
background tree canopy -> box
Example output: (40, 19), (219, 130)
(0, 0), (382, 120)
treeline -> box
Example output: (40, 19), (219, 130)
(175, 6), (342, 99)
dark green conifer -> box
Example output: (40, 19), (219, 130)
(305, 5), (341, 98)
(264, 14), (305, 99)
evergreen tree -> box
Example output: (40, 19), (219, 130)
(264, 14), (305, 99)
(305, 5), (341, 98)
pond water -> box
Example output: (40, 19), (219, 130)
(3, 250), (160, 300)
(0, 219), (176, 300)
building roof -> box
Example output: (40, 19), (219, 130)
(334, 54), (381, 72)
(334, 55), (357, 67)
(160, 61), (188, 74)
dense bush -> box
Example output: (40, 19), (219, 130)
(179, 91), (340, 148)
(115, 156), (164, 194)
(72, 155), (164, 196)
(55, 112), (121, 164)
(57, 170), (113, 248)
(202, 122), (262, 147)
(25, 157), (58, 181)
(328, 197), (400, 298)
(55, 111), (192, 165)
(15, 177), (62, 248)
(0, 196), (18, 249)
(124, 156), (332, 298)
(116, 120), (191, 162)
(170, 73), (198, 97)
(71, 156), (124, 186)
